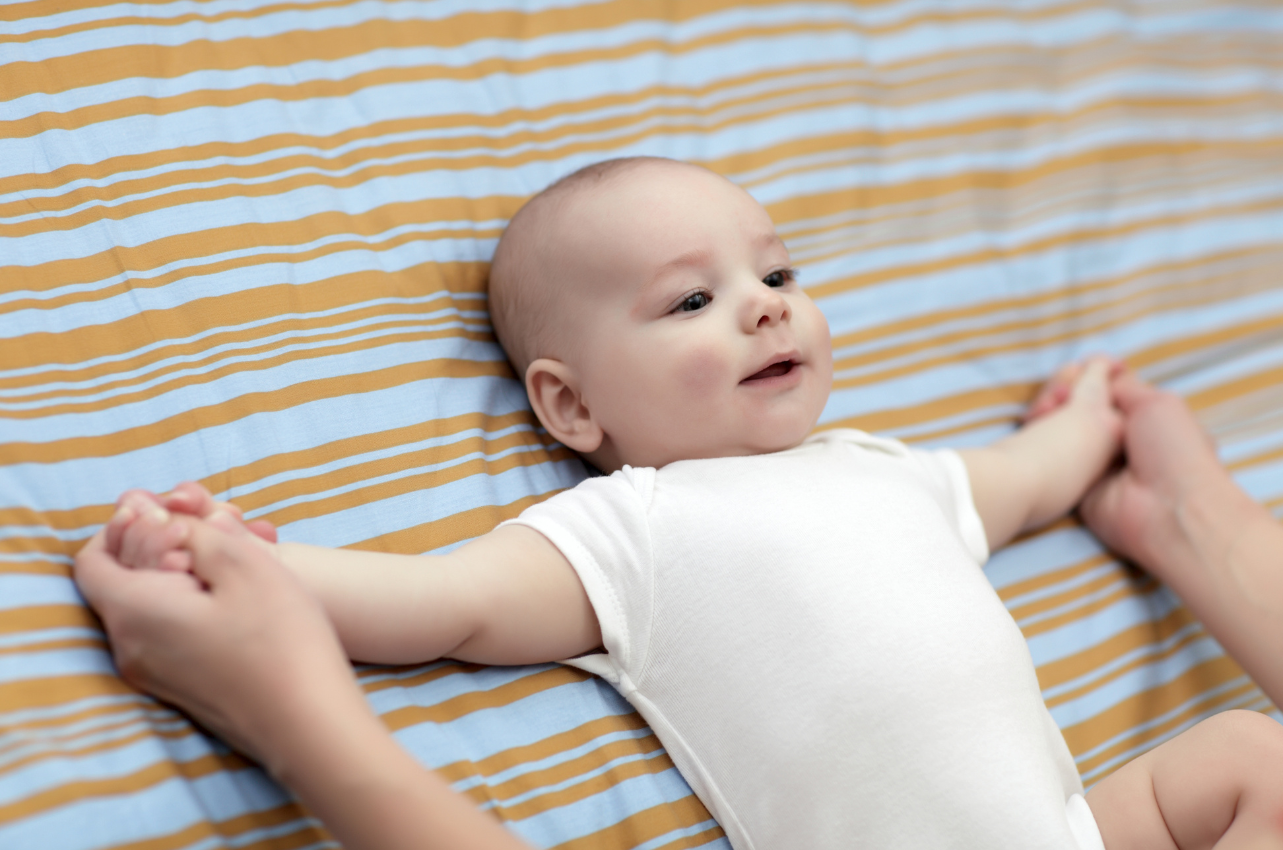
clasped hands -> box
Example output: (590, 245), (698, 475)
(73, 484), (358, 774)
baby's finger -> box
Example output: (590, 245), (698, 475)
(1024, 383), (1071, 422)
(115, 489), (161, 512)
(157, 549), (194, 573)
(117, 503), (164, 568)
(246, 519), (278, 544)
(217, 501), (244, 520)
(120, 507), (186, 571)
(164, 482), (218, 517)
(1074, 356), (1114, 393)
(1025, 362), (1081, 422)
(104, 503), (139, 556)
(205, 507), (249, 536)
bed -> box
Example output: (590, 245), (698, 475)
(3, 1), (1282, 847)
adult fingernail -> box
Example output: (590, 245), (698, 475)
(144, 505), (171, 524)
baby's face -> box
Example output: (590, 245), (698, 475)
(554, 164), (833, 470)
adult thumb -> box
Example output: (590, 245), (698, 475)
(180, 518), (256, 589)
(1109, 369), (1158, 415)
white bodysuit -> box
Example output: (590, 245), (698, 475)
(506, 429), (1105, 850)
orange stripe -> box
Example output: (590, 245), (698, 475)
(0, 357), (509, 464)
(0, 637), (105, 657)
(0, 560), (74, 578)
(0, 673), (137, 713)
(4, 323), (492, 407)
(1006, 568), (1139, 624)
(0, 604), (98, 636)
(352, 489), (564, 555)
(0, 262), (489, 369)
(0, 286), (483, 383)
(1021, 580), (1151, 639)
(997, 551), (1110, 604)
(437, 712), (651, 780)
(1, 0), (199, 24)
(0, 209), (502, 296)
(551, 796), (721, 850)
(1, 0), (372, 43)
(379, 665), (589, 729)
(358, 659), (487, 694)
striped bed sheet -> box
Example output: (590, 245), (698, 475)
(2, 0), (1282, 847)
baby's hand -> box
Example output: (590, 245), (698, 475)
(107, 495), (194, 573)
(163, 482), (278, 546)
(105, 483), (277, 572)
(1025, 356), (1124, 428)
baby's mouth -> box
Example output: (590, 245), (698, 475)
(743, 360), (795, 382)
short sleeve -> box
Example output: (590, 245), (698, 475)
(499, 466), (656, 687)
(810, 429), (990, 565)
(918, 448), (991, 565)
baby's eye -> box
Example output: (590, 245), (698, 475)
(763, 268), (797, 288)
(675, 291), (711, 312)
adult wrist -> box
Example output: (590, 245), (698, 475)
(1169, 477), (1268, 584)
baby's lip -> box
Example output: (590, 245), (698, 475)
(741, 351), (802, 383)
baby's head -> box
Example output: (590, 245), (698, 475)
(489, 157), (833, 471)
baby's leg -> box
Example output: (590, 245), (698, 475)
(1088, 710), (1283, 850)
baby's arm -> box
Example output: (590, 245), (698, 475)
(112, 486), (600, 667)
(958, 357), (1123, 552)
(277, 529), (601, 665)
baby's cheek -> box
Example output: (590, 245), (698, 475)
(671, 344), (732, 396)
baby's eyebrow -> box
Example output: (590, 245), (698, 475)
(755, 231), (787, 253)
(648, 249), (713, 288)
(633, 249), (711, 314)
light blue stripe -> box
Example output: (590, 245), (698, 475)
(0, 575), (81, 610)
(0, 647), (117, 686)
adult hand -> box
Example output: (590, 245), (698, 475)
(74, 516), (362, 774)
(1078, 369), (1232, 577)
(1080, 370), (1283, 708)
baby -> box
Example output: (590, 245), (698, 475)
(88, 158), (1283, 850)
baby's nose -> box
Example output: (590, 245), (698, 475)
(755, 292), (790, 327)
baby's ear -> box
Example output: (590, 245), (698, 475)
(525, 359), (604, 454)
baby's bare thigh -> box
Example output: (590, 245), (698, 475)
(1087, 710), (1283, 850)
